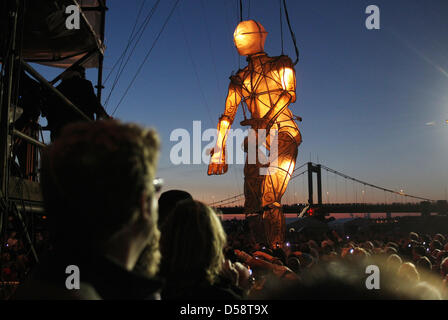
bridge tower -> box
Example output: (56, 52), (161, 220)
(307, 162), (323, 205)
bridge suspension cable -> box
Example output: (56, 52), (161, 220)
(290, 169), (307, 181)
(208, 193), (244, 206)
(209, 163), (308, 206)
(209, 161), (433, 207)
(317, 163), (433, 202)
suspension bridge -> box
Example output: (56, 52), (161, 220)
(208, 162), (448, 218)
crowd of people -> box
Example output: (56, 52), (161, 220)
(1, 120), (448, 300)
(0, 226), (50, 299)
(222, 219), (448, 299)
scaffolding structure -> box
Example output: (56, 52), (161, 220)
(0, 0), (107, 278)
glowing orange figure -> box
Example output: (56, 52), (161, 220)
(208, 20), (302, 247)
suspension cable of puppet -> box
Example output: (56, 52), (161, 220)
(282, 0), (299, 65)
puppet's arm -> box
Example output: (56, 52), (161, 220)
(208, 82), (242, 175)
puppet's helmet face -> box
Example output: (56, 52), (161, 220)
(233, 20), (268, 56)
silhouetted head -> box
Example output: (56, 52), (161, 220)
(160, 200), (227, 285)
(158, 190), (192, 227)
(63, 65), (86, 80)
(233, 20), (267, 56)
(41, 120), (160, 260)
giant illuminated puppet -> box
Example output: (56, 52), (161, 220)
(208, 20), (302, 247)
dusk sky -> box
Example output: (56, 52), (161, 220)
(39, 0), (448, 205)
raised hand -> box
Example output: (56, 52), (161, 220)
(207, 147), (228, 175)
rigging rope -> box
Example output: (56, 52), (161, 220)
(224, 0), (239, 69)
(282, 0), (299, 65)
(199, 0), (222, 101)
(279, 0), (284, 55)
(178, 7), (214, 126)
(112, 0), (181, 116)
(105, 0), (161, 108)
(105, 0), (147, 87)
(104, 0), (154, 85)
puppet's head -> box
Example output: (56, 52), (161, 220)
(233, 20), (267, 56)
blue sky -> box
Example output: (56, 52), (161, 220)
(37, 0), (448, 204)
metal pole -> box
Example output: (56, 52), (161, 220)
(0, 0), (20, 264)
(21, 60), (92, 122)
(0, 0), (19, 199)
(12, 129), (46, 149)
(96, 0), (107, 101)
(13, 203), (38, 262)
(50, 49), (98, 85)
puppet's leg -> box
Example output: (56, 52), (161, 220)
(260, 131), (299, 247)
(244, 161), (263, 214)
(244, 155), (266, 244)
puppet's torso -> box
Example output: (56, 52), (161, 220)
(231, 53), (301, 143)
